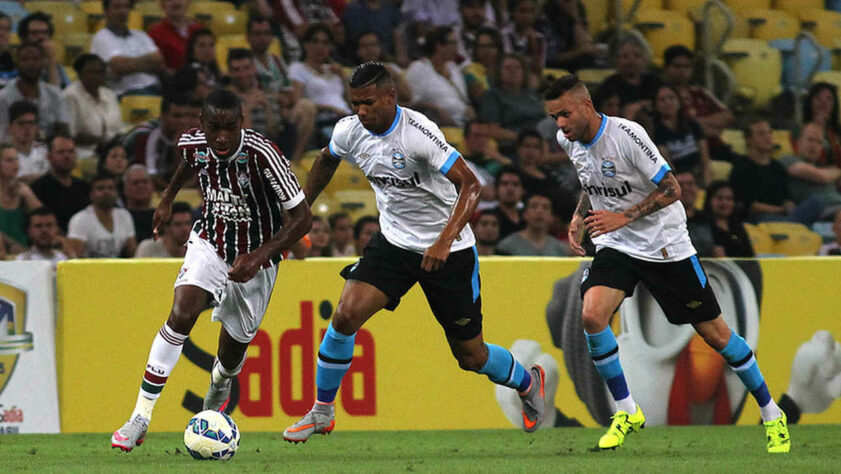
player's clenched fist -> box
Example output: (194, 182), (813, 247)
(422, 240), (451, 272)
(228, 252), (265, 283)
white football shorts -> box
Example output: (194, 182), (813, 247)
(174, 232), (278, 343)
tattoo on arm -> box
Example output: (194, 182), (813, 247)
(304, 150), (340, 204)
(623, 173), (680, 222)
(574, 191), (591, 218)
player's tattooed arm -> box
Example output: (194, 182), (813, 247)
(304, 148), (341, 204)
(622, 171), (681, 222)
(574, 191), (591, 218)
(568, 191), (589, 256)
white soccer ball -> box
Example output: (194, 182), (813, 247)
(183, 410), (240, 461)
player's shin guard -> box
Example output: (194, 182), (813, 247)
(585, 327), (636, 414)
(133, 324), (187, 420)
(315, 323), (355, 404)
(478, 343), (532, 392)
(718, 330), (781, 421)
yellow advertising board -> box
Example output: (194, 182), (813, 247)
(56, 258), (841, 433)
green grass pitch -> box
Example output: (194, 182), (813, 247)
(4, 425), (839, 473)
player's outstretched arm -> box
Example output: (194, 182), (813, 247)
(568, 191), (590, 256)
(422, 157), (482, 272)
(304, 148), (341, 205)
(153, 159), (196, 240)
(585, 172), (681, 238)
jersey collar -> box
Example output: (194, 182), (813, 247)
(368, 105), (402, 137)
(582, 114), (607, 149)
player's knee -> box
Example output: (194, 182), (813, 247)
(455, 352), (484, 372)
(167, 298), (204, 334)
(331, 308), (363, 335)
(581, 305), (610, 333)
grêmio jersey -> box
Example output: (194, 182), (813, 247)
(179, 128), (305, 266)
(328, 106), (475, 254)
(556, 115), (695, 262)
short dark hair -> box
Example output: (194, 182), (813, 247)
(664, 44), (694, 66)
(353, 215), (378, 239)
(302, 22), (333, 44)
(495, 165), (521, 186)
(544, 75), (584, 101)
(424, 26), (454, 56)
(90, 172), (117, 187)
(16, 41), (44, 59)
(47, 133), (74, 152)
(18, 12), (54, 40)
(26, 207), (56, 229)
(516, 128), (542, 147)
(170, 201), (193, 217)
(103, 0), (135, 11)
(525, 192), (552, 207)
(202, 89), (242, 117)
(9, 100), (38, 123)
(742, 116), (769, 139)
(460, 0), (486, 8)
(227, 48), (253, 67)
(327, 212), (350, 228)
(161, 93), (195, 114)
(246, 13), (271, 34)
(474, 26), (503, 54)
(349, 61), (393, 89)
(73, 53), (104, 74)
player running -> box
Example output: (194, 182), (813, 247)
(544, 75), (790, 453)
(111, 89), (312, 451)
(282, 62), (545, 442)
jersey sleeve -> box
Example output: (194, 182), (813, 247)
(327, 116), (354, 160)
(411, 114), (462, 174)
(261, 142), (305, 209)
(177, 129), (201, 167)
(619, 120), (672, 184)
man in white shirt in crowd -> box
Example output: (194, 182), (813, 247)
(67, 174), (137, 258)
(91, 0), (165, 96)
(135, 201), (191, 258)
(62, 54), (123, 159)
(16, 207), (75, 264)
(7, 101), (48, 181)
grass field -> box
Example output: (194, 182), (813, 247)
(4, 425), (840, 473)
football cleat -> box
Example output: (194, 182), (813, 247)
(111, 414), (149, 452)
(765, 410), (791, 453)
(519, 365), (546, 433)
(283, 409), (335, 443)
(203, 376), (233, 412)
(598, 405), (645, 450)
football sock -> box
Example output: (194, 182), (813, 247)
(478, 343), (532, 392)
(718, 330), (782, 421)
(132, 323), (187, 421)
(212, 353), (247, 385)
(585, 327), (637, 414)
(316, 323), (355, 404)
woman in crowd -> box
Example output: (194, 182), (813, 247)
(353, 31), (411, 104)
(463, 26), (504, 106)
(307, 215), (332, 257)
(62, 54), (123, 159)
(651, 84), (712, 185)
(184, 28), (223, 89)
(0, 144), (42, 252)
(541, 0), (606, 71)
(704, 180), (755, 258)
(801, 81), (841, 167)
(97, 137), (129, 200)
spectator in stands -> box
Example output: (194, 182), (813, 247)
(598, 35), (661, 120)
(471, 209), (500, 256)
(135, 201), (191, 258)
(353, 215), (379, 256)
(541, 0), (606, 72)
(0, 143), (42, 251)
(400, 0), (461, 55)
(342, 0), (407, 66)
(480, 53), (545, 155)
(704, 180), (754, 258)
(497, 193), (568, 256)
(16, 207), (74, 263)
(676, 170), (719, 257)
(328, 212), (355, 257)
(592, 84), (621, 117)
(31, 134), (90, 232)
(463, 26), (503, 106)
(454, 0), (493, 66)
(62, 54), (123, 159)
(122, 164), (155, 243)
(353, 31), (412, 104)
(516, 128), (554, 197)
(819, 209), (841, 256)
(0, 13), (16, 89)
(227, 49), (289, 148)
(307, 215), (331, 257)
(17, 12), (70, 89)
(184, 28), (223, 90)
(780, 122), (841, 218)
(731, 118), (823, 225)
(502, 0), (546, 77)
(651, 84), (711, 184)
(801, 82), (841, 168)
(492, 166), (524, 239)
(67, 174), (136, 258)
(0, 42), (67, 142)
(662, 45), (733, 155)
(7, 101), (48, 181)
(270, 0), (340, 39)
(147, 0), (202, 73)
(91, 0), (165, 96)
(289, 23), (352, 132)
(463, 119), (510, 177)
(97, 137), (129, 181)
(123, 93), (201, 188)
(407, 26), (473, 127)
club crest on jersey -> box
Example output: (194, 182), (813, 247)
(236, 152), (248, 164)
(601, 160), (616, 177)
(237, 171), (250, 189)
(391, 151), (406, 169)
(196, 151), (208, 164)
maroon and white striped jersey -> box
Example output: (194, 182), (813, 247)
(178, 128), (304, 266)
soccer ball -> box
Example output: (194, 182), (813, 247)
(183, 410), (240, 461)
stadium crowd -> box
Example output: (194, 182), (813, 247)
(0, 0), (840, 262)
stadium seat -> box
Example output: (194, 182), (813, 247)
(720, 129), (746, 155)
(543, 67), (571, 84)
(799, 9), (841, 49)
(441, 127), (465, 153)
(332, 189), (378, 221)
(769, 37), (831, 91)
(709, 159), (732, 181)
(311, 193), (339, 217)
(323, 160), (370, 195)
(78, 1), (103, 33)
(586, 0), (609, 36)
(209, 11), (247, 36)
(722, 0), (770, 16)
(758, 222), (823, 256)
(189, 0), (236, 23)
(576, 68), (616, 89)
(720, 39), (782, 110)
(665, 0), (706, 17)
(743, 223), (775, 255)
(621, 0), (663, 20)
(58, 32), (91, 66)
(742, 9), (800, 41)
(133, 1), (163, 29)
(771, 129), (792, 159)
(120, 95), (162, 125)
(634, 10), (694, 66)
(774, 0), (823, 18)
(24, 1), (79, 15)
(215, 34), (248, 72)
(51, 10), (89, 36)
(150, 188), (204, 210)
